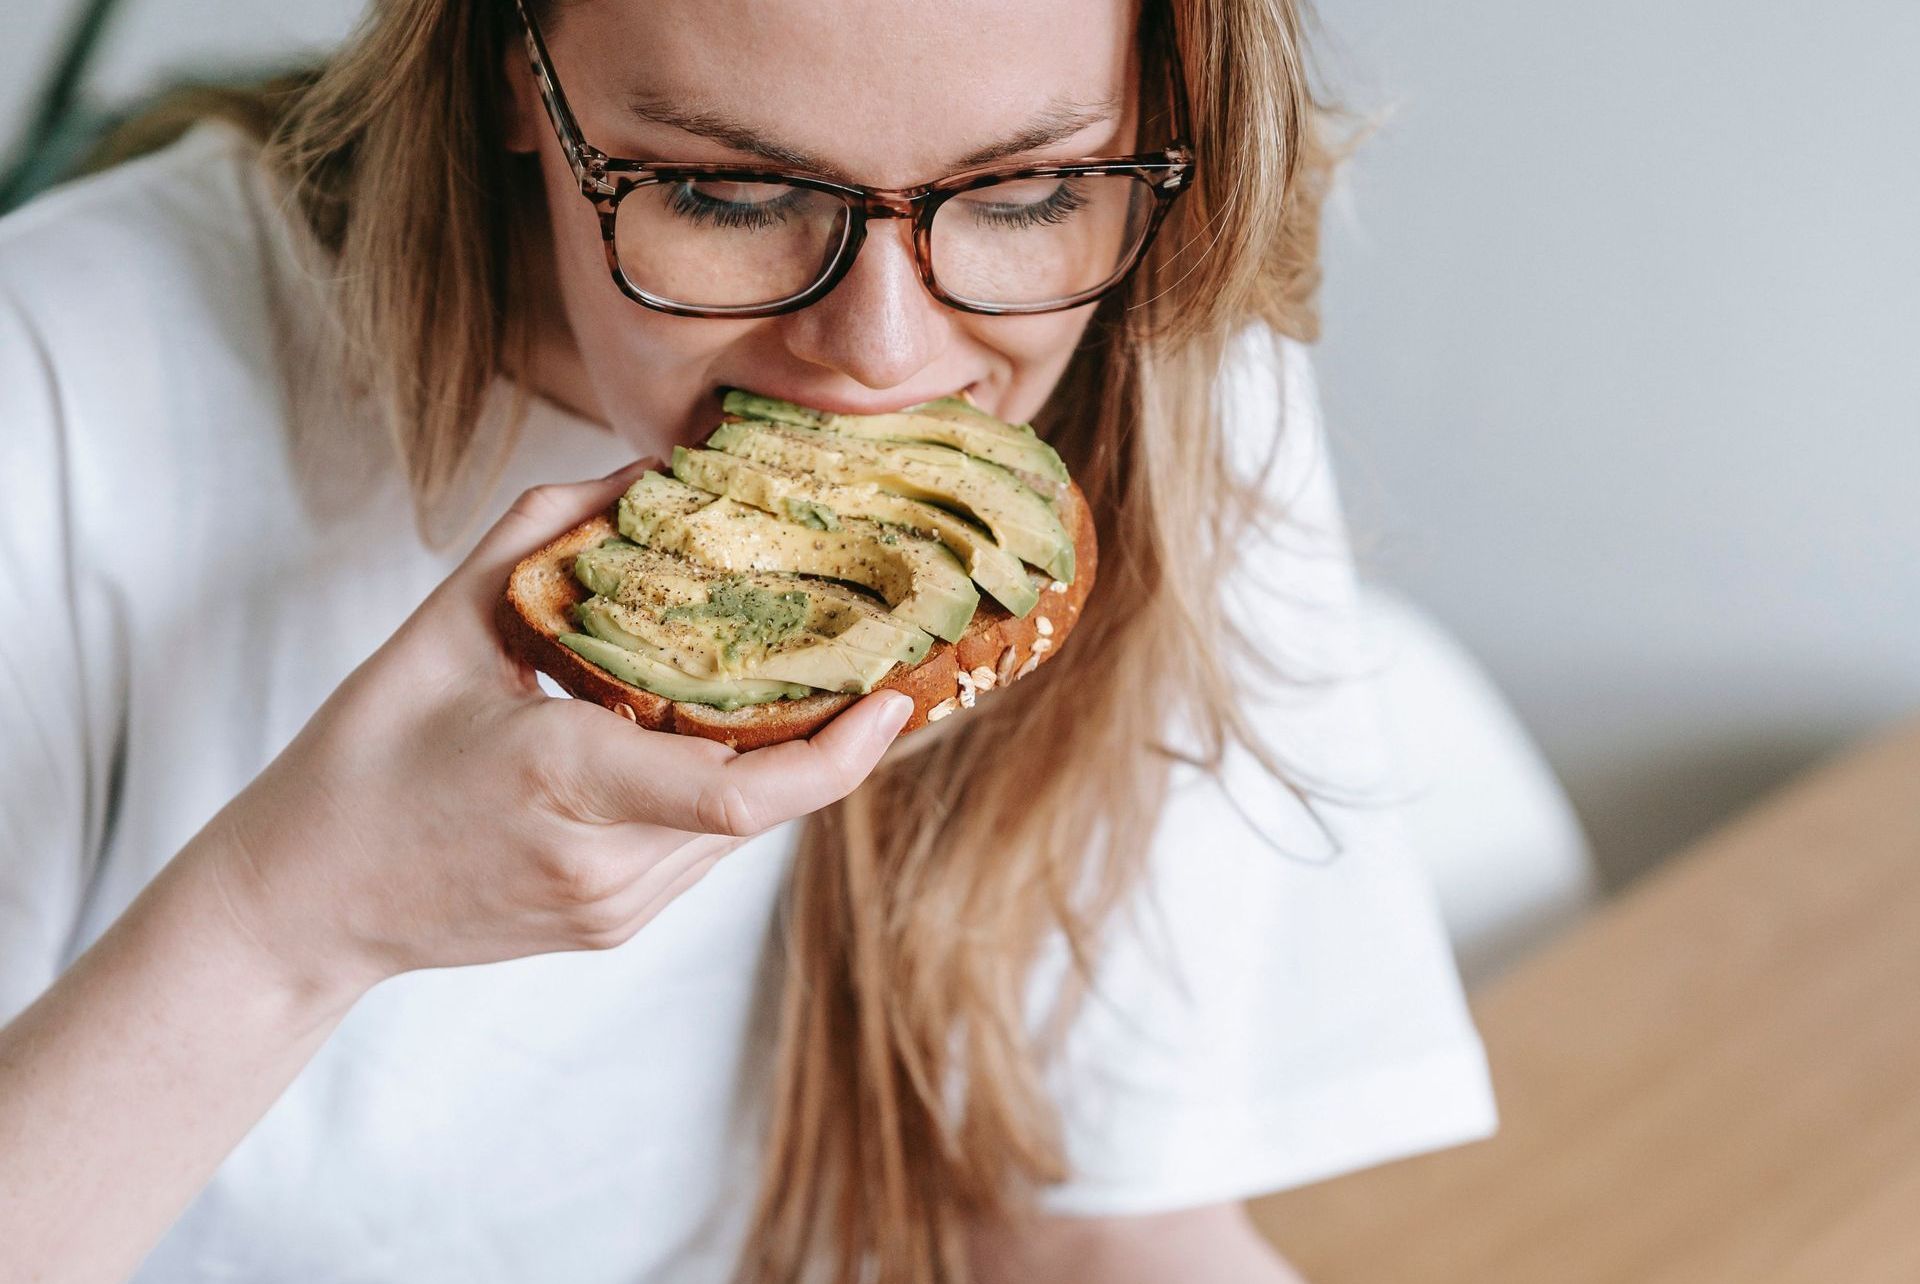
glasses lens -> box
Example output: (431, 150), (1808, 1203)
(613, 178), (853, 310)
(929, 173), (1156, 309)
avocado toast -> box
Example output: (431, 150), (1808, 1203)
(497, 393), (1096, 750)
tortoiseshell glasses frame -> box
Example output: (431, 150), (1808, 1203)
(510, 0), (1197, 318)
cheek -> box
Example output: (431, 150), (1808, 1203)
(965, 309), (1100, 424)
(534, 142), (613, 312)
(534, 147), (755, 449)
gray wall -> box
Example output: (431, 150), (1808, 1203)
(1310, 0), (1920, 885)
(5, 1), (1915, 887)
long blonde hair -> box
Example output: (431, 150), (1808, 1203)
(228, 0), (1337, 1277)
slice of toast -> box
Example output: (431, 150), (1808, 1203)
(497, 480), (1098, 750)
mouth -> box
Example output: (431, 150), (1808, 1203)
(717, 382), (981, 418)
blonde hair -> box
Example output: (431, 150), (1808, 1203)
(246, 0), (1338, 1277)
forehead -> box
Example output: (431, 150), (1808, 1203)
(561, 0), (1142, 182)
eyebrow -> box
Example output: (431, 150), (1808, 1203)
(621, 92), (1124, 178)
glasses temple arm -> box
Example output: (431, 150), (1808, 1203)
(1157, 0), (1196, 164)
(511, 0), (613, 197)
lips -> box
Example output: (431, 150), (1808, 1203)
(719, 383), (979, 417)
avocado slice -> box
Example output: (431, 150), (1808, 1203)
(722, 389), (1069, 489)
(576, 538), (927, 650)
(573, 594), (921, 695)
(704, 422), (1075, 584)
(557, 632), (812, 712)
(618, 473), (980, 643)
(670, 446), (1041, 617)
(571, 541), (931, 693)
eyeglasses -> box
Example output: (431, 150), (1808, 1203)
(510, 0), (1195, 319)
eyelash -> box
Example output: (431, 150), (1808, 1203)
(968, 180), (1091, 229)
(660, 178), (1094, 230)
(664, 183), (801, 230)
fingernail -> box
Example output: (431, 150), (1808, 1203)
(877, 692), (913, 735)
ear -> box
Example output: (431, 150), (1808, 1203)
(500, 42), (541, 154)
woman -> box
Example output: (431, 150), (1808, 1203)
(0, 0), (1494, 1280)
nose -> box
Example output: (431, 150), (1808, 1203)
(778, 218), (953, 392)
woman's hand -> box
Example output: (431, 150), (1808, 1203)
(195, 459), (911, 1000)
(0, 460), (908, 1282)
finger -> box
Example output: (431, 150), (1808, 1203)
(571, 690), (914, 836)
(591, 837), (736, 934)
(443, 457), (661, 620)
(621, 850), (727, 934)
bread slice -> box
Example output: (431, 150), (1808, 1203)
(497, 480), (1097, 750)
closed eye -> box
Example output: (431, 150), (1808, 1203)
(955, 178), (1093, 230)
(663, 180), (808, 230)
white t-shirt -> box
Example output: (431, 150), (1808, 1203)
(0, 123), (1494, 1282)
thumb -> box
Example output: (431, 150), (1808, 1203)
(448, 458), (660, 616)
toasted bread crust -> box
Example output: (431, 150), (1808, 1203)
(498, 482), (1097, 750)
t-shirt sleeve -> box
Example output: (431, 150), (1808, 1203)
(0, 285), (107, 1025)
(1034, 325), (1498, 1216)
